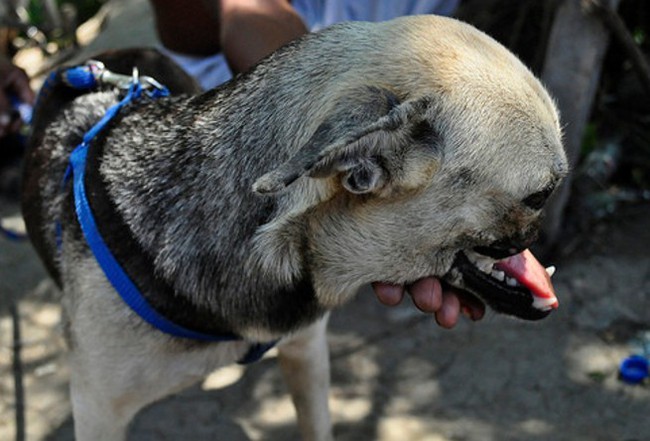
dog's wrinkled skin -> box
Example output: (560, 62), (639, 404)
(22, 16), (566, 441)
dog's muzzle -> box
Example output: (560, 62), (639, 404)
(445, 248), (558, 321)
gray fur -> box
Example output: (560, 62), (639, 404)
(22, 16), (567, 441)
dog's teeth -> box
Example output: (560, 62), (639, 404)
(491, 270), (505, 282)
(476, 259), (494, 274)
(533, 296), (559, 311)
(545, 265), (556, 277)
(506, 277), (518, 287)
(480, 261), (493, 274)
(467, 253), (494, 274)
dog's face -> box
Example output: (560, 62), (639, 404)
(253, 16), (567, 320)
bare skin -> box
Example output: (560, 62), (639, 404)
(373, 280), (485, 328)
(150, 0), (485, 328)
(220, 0), (308, 73)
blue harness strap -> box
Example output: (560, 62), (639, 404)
(60, 64), (276, 364)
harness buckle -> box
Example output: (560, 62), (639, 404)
(82, 60), (168, 96)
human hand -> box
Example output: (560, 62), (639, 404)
(0, 57), (35, 138)
(372, 278), (485, 328)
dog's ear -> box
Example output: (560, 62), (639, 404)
(253, 89), (440, 195)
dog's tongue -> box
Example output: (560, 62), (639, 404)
(494, 249), (559, 311)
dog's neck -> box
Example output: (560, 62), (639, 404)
(78, 26), (409, 338)
(88, 78), (330, 338)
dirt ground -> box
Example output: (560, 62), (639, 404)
(1, 1), (650, 439)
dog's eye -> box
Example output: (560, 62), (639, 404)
(522, 187), (554, 210)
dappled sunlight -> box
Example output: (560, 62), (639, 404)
(202, 348), (278, 391)
(0, 212), (26, 236)
(253, 396), (297, 426)
(516, 418), (553, 437)
(330, 392), (373, 422)
(378, 415), (495, 441)
(2, 0), (650, 438)
(202, 364), (246, 391)
(565, 337), (628, 387)
(0, 293), (69, 441)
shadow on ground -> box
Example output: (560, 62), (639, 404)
(2, 0), (650, 436)
(4, 204), (647, 440)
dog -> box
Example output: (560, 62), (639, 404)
(22, 15), (567, 441)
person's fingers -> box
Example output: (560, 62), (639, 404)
(408, 277), (442, 313)
(434, 290), (461, 329)
(0, 64), (33, 138)
(2, 66), (35, 107)
(372, 282), (405, 306)
(0, 95), (25, 136)
(0, 66), (36, 111)
(374, 279), (485, 327)
(15, 75), (36, 105)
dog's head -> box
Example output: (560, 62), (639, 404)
(252, 16), (567, 320)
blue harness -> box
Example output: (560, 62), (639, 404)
(55, 62), (275, 364)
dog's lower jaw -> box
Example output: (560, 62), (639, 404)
(444, 251), (556, 321)
(310, 254), (459, 311)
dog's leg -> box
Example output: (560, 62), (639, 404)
(277, 313), (333, 441)
(67, 328), (162, 441)
(68, 364), (133, 441)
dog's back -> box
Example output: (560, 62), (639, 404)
(22, 48), (200, 284)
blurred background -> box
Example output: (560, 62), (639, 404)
(1, 1), (649, 440)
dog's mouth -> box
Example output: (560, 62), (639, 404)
(444, 249), (558, 321)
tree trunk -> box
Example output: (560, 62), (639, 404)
(539, 0), (621, 252)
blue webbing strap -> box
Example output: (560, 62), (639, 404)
(239, 341), (279, 365)
(64, 71), (275, 363)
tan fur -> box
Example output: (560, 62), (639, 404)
(25, 16), (566, 441)
(254, 17), (565, 310)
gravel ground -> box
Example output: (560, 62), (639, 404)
(2, 195), (650, 441)
(1, 0), (649, 438)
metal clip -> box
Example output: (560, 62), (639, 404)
(80, 60), (168, 96)
(83, 59), (133, 90)
(85, 60), (105, 79)
(131, 66), (139, 85)
(141, 75), (166, 92)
